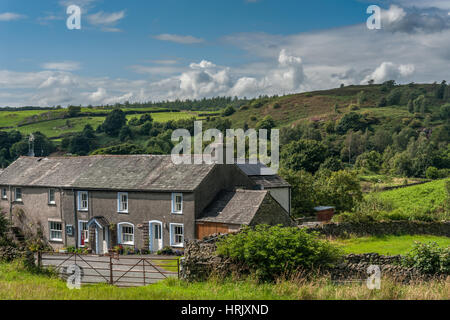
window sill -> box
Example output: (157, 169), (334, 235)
(171, 244), (184, 248)
(13, 200), (23, 204)
(78, 209), (88, 212)
(48, 202), (56, 206)
(49, 239), (63, 243)
(118, 211), (129, 214)
(171, 212), (183, 215)
(119, 243), (134, 246)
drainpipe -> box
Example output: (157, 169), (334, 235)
(8, 185), (12, 221)
(73, 189), (78, 249)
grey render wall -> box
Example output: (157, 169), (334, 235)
(63, 189), (195, 250)
(0, 186), (66, 250)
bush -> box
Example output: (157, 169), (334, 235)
(216, 225), (342, 281)
(403, 242), (449, 274)
(426, 166), (440, 180)
(222, 106), (236, 117)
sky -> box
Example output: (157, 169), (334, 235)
(1, 0), (450, 107)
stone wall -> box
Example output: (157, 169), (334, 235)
(304, 221), (450, 238)
(182, 237), (449, 283)
(331, 253), (448, 283)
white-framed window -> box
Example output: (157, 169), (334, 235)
(14, 188), (22, 202)
(117, 192), (128, 213)
(170, 223), (184, 247)
(171, 193), (183, 214)
(77, 191), (88, 211)
(1, 188), (6, 200)
(117, 222), (134, 245)
(49, 221), (63, 242)
(48, 189), (56, 205)
(78, 220), (89, 247)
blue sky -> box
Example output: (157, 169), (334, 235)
(1, 0), (450, 107)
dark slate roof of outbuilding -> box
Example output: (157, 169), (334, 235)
(0, 155), (215, 192)
(197, 189), (268, 225)
(236, 162), (277, 176)
(250, 175), (290, 189)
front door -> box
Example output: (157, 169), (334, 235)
(94, 226), (109, 255)
(149, 221), (163, 252)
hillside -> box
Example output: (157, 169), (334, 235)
(223, 83), (447, 129)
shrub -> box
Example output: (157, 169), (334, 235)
(216, 225), (342, 281)
(426, 166), (440, 180)
(403, 242), (449, 274)
(222, 106), (236, 117)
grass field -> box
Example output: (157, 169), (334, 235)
(365, 178), (449, 216)
(331, 235), (450, 256)
(4, 111), (208, 138)
(0, 262), (448, 300)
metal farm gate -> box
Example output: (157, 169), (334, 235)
(36, 252), (180, 287)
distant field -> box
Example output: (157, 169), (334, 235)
(366, 178), (449, 215)
(332, 235), (450, 255)
(3, 111), (210, 138)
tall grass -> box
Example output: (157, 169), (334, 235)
(0, 262), (448, 300)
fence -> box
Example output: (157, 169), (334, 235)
(36, 252), (180, 287)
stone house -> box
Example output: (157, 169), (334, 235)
(0, 155), (293, 254)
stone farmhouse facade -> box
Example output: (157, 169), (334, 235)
(0, 155), (293, 254)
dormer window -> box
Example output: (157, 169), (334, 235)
(77, 191), (88, 211)
(171, 193), (183, 214)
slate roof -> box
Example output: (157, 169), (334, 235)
(236, 162), (290, 189)
(236, 162), (277, 176)
(0, 155), (215, 192)
(197, 190), (268, 225)
(250, 175), (290, 189)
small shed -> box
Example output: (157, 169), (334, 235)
(313, 206), (335, 222)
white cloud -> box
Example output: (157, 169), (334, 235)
(87, 11), (125, 25)
(86, 10), (125, 32)
(362, 62), (415, 84)
(153, 34), (205, 44)
(41, 61), (81, 72)
(0, 12), (26, 21)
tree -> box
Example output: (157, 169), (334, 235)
(67, 106), (81, 118)
(138, 114), (153, 125)
(314, 170), (363, 212)
(386, 88), (402, 106)
(440, 104), (450, 121)
(222, 106), (236, 116)
(336, 112), (367, 134)
(319, 157), (344, 172)
(69, 133), (91, 156)
(119, 126), (133, 142)
(355, 151), (382, 173)
(279, 169), (316, 216)
(256, 116), (276, 131)
(102, 109), (127, 136)
(407, 99), (414, 113)
(281, 139), (327, 173)
(435, 80), (447, 99)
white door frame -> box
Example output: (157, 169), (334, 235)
(149, 220), (163, 252)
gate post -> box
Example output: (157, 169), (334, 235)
(109, 255), (113, 285)
(37, 251), (42, 268)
